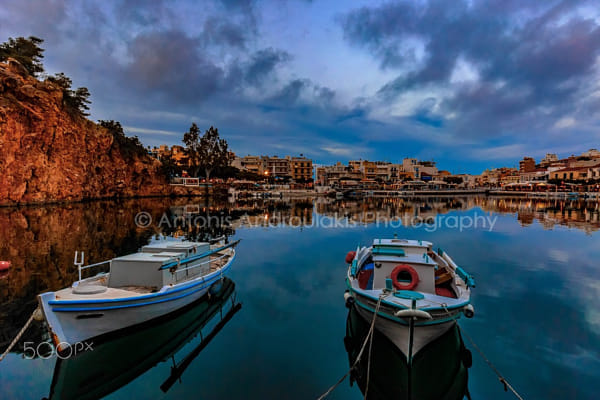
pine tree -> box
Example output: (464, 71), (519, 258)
(0, 36), (45, 76)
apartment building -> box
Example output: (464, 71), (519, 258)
(262, 156), (290, 178)
(289, 156), (313, 182)
(519, 157), (536, 172)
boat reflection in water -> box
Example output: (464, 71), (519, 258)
(47, 277), (241, 400)
(344, 305), (472, 400)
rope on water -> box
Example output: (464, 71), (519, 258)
(458, 325), (524, 400)
(430, 300), (525, 400)
(0, 309), (38, 362)
(317, 295), (384, 400)
(363, 297), (379, 400)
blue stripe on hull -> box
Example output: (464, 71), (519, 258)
(48, 287), (210, 346)
(52, 276), (219, 312)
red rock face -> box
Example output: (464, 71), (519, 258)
(0, 59), (173, 205)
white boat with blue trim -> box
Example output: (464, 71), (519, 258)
(38, 238), (239, 351)
(344, 238), (475, 358)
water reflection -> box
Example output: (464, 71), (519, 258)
(1, 195), (598, 347)
(344, 305), (471, 400)
(316, 197), (600, 232)
(47, 277), (240, 400)
(0, 195), (598, 399)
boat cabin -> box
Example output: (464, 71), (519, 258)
(370, 239), (433, 291)
(355, 239), (456, 296)
(108, 241), (210, 290)
(370, 239), (435, 293)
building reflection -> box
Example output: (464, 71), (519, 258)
(316, 197), (600, 233)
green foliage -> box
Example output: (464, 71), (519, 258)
(48, 72), (91, 116)
(159, 153), (183, 179)
(0, 36), (92, 116)
(0, 36), (45, 76)
(98, 120), (147, 159)
(183, 124), (233, 179)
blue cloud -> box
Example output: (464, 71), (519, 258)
(1, 0), (600, 173)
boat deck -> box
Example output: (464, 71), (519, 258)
(355, 288), (467, 309)
(54, 286), (153, 300)
(53, 252), (232, 301)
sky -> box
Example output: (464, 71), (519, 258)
(1, 0), (600, 174)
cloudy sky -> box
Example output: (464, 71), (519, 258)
(2, 0), (600, 173)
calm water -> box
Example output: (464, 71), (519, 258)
(1, 196), (599, 399)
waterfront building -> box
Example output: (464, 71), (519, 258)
(375, 163), (389, 181)
(500, 174), (520, 186)
(148, 144), (171, 160)
(480, 167), (517, 187)
(401, 158), (438, 180)
(461, 174), (480, 188)
(230, 156), (243, 170)
(540, 153), (558, 167)
(446, 174), (479, 188)
(581, 148), (600, 158)
(519, 157), (536, 173)
(239, 155), (264, 175)
(234, 154), (314, 182)
(520, 169), (548, 182)
(262, 156), (291, 179)
(170, 145), (189, 167)
(360, 160), (378, 180)
(348, 160), (362, 172)
(549, 164), (600, 181)
(316, 162), (361, 186)
(388, 163), (402, 181)
(289, 156), (313, 182)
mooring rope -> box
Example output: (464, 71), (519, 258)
(429, 300), (525, 400)
(316, 295), (384, 400)
(458, 325), (524, 400)
(0, 309), (37, 362)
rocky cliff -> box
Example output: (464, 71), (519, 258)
(0, 58), (173, 205)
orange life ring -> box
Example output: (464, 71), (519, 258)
(391, 264), (419, 290)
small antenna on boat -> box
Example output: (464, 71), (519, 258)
(74, 251), (85, 282)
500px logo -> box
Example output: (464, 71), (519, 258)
(23, 341), (93, 359)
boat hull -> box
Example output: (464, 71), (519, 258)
(38, 260), (233, 349)
(345, 305), (471, 400)
(49, 278), (238, 400)
(354, 303), (455, 357)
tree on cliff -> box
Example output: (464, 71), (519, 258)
(99, 120), (146, 158)
(0, 36), (45, 76)
(48, 72), (91, 116)
(183, 124), (232, 183)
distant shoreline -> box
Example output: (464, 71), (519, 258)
(0, 193), (223, 209)
(2, 188), (598, 209)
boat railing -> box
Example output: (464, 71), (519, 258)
(173, 251), (230, 277)
(439, 250), (476, 288)
(74, 251), (111, 283)
(159, 240), (240, 272)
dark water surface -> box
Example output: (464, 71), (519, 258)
(1, 196), (599, 399)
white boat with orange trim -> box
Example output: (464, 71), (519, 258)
(38, 238), (239, 351)
(344, 238), (475, 360)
